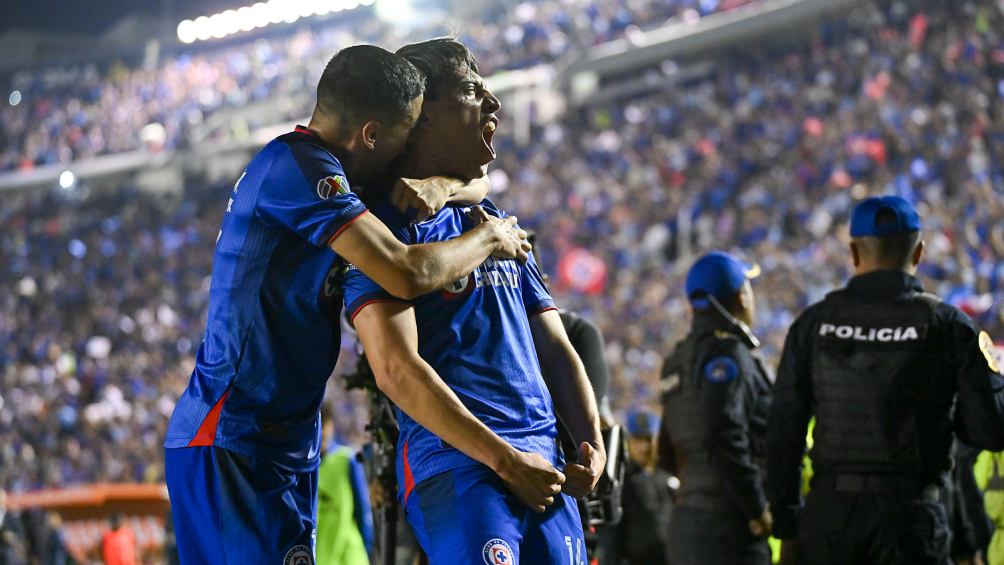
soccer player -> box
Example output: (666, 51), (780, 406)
(164, 45), (530, 564)
(343, 38), (606, 564)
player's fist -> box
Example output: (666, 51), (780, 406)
(390, 176), (453, 222)
(562, 441), (606, 499)
(496, 449), (565, 513)
(468, 206), (531, 264)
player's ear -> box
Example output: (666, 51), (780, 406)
(360, 120), (381, 150)
(912, 239), (924, 267)
(850, 241), (861, 268)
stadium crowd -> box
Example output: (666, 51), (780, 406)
(0, 0), (1002, 511)
(0, 0), (753, 173)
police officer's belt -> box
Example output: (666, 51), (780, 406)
(813, 473), (941, 502)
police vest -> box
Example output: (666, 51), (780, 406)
(810, 290), (954, 480)
(660, 328), (768, 500)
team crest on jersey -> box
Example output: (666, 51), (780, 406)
(316, 175), (349, 199)
(282, 545), (313, 565)
(483, 539), (514, 565)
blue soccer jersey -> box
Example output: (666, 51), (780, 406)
(165, 126), (366, 472)
(342, 198), (561, 501)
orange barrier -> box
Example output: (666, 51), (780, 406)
(7, 483), (171, 563)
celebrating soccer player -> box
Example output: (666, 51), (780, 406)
(344, 38), (605, 565)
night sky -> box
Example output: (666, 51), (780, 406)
(3, 0), (251, 36)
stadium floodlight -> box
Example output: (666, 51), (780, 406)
(176, 20), (196, 43)
(8, 90), (21, 106)
(193, 16), (213, 41)
(59, 170), (75, 189)
(177, 0), (373, 44)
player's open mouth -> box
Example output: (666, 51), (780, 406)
(482, 117), (498, 159)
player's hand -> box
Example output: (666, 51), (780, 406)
(468, 206), (531, 264)
(562, 441), (606, 499)
(391, 177), (454, 222)
(496, 449), (565, 513)
(748, 506), (773, 537)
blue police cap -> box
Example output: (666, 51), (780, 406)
(626, 409), (659, 437)
(685, 251), (760, 307)
(850, 196), (921, 238)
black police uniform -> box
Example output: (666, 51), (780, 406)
(659, 311), (773, 565)
(767, 270), (1004, 565)
(604, 459), (673, 564)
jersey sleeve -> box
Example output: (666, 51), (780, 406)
(343, 264), (401, 324)
(522, 251), (556, 315)
(256, 141), (367, 247)
(474, 198), (556, 316)
(342, 205), (413, 322)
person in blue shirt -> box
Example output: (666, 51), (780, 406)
(163, 45), (532, 565)
(343, 38), (606, 565)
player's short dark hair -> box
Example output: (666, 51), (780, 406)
(316, 45), (424, 127)
(855, 207), (922, 267)
(396, 38), (479, 100)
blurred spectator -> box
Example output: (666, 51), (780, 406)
(316, 406), (373, 564)
(101, 514), (137, 565)
(604, 410), (673, 564)
(0, 490), (28, 564)
(0, 0), (752, 172)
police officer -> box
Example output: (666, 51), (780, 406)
(660, 251), (773, 565)
(766, 196), (1004, 565)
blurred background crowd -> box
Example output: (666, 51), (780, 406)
(1, 0), (1003, 559)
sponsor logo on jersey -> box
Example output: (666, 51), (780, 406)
(472, 257), (520, 290)
(316, 175), (349, 199)
(483, 539), (514, 565)
(283, 545), (313, 565)
(441, 257), (520, 299)
(818, 323), (921, 342)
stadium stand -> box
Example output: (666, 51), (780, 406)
(1, 0), (1003, 560)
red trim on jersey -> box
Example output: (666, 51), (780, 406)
(294, 125), (318, 137)
(529, 306), (558, 317)
(327, 210), (368, 246)
(187, 389), (231, 447)
(350, 298), (409, 324)
(402, 441), (416, 504)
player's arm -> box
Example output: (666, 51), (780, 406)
(528, 309), (606, 498)
(388, 175), (490, 222)
(949, 308), (1004, 451)
(766, 313), (814, 540)
(354, 301), (565, 512)
(331, 206), (527, 300)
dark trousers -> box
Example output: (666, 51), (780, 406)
(666, 503), (770, 565)
(797, 488), (951, 565)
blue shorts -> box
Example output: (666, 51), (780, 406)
(165, 446), (317, 564)
(405, 465), (586, 565)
